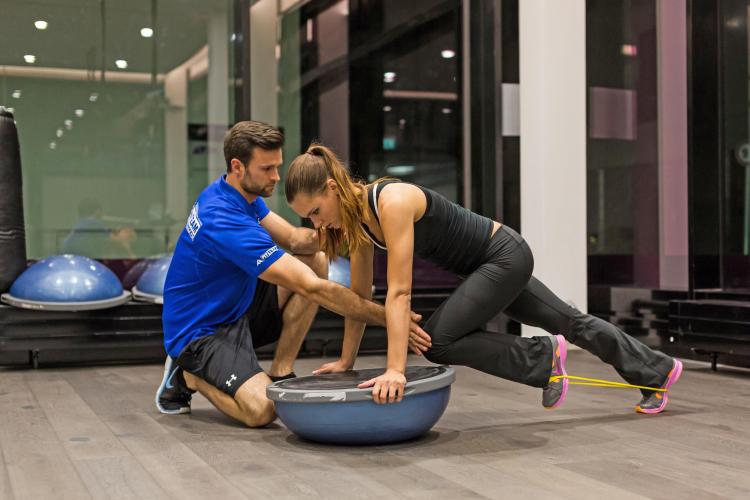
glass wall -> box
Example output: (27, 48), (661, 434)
(721, 0), (750, 289)
(0, 0), (235, 261)
(268, 0), (463, 287)
(690, 0), (750, 291)
(586, 0), (660, 286)
(274, 0), (462, 208)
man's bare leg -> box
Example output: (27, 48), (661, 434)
(183, 371), (275, 428)
(269, 251), (328, 378)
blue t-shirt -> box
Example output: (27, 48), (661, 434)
(162, 175), (285, 358)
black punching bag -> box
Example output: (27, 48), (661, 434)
(0, 107), (27, 293)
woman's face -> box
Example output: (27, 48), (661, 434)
(289, 181), (342, 230)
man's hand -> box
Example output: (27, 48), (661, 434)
(312, 359), (352, 375)
(358, 368), (406, 404)
(408, 312), (432, 355)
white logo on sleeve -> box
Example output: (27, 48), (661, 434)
(225, 374), (237, 387)
(186, 202), (202, 241)
(256, 245), (279, 266)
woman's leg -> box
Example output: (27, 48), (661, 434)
(503, 276), (674, 395)
(423, 227), (554, 388)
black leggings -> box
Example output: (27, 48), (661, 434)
(423, 225), (674, 394)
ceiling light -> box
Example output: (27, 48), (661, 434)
(441, 107), (452, 114)
(49, 142), (57, 150)
(64, 119), (73, 130)
(441, 49), (456, 59)
(140, 27), (153, 38)
(11, 90), (21, 99)
(24, 54), (36, 64)
(115, 59), (128, 69)
(6, 107), (14, 113)
(34, 20), (48, 30)
(386, 165), (415, 176)
(75, 109), (84, 117)
(621, 44), (637, 56)
(384, 71), (396, 83)
(56, 128), (64, 138)
(383, 105), (392, 112)
(89, 93), (98, 102)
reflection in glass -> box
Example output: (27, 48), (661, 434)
(0, 0), (235, 259)
(586, 0), (659, 286)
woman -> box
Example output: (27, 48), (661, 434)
(285, 143), (682, 413)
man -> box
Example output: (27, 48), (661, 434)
(61, 198), (137, 258)
(156, 120), (428, 427)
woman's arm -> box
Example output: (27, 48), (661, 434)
(340, 243), (374, 367)
(313, 242), (375, 374)
(380, 199), (415, 376)
(357, 185), (420, 403)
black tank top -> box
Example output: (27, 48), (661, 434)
(361, 181), (494, 276)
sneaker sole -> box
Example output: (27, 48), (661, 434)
(546, 334), (569, 410)
(155, 358), (191, 415)
(636, 359), (683, 414)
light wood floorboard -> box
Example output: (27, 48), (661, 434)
(1, 350), (749, 499)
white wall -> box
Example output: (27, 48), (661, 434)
(519, 0), (587, 336)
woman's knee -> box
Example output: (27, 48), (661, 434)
(423, 344), (451, 365)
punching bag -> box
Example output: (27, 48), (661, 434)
(0, 107), (27, 293)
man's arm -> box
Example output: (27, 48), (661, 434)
(260, 211), (318, 255)
(260, 253), (385, 325)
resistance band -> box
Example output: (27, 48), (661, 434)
(549, 374), (667, 392)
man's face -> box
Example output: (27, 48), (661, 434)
(238, 148), (283, 198)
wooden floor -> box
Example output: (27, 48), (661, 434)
(1, 350), (749, 499)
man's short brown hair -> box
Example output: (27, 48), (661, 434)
(223, 121), (284, 172)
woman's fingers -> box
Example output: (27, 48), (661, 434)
(357, 377), (377, 389)
(312, 365), (330, 375)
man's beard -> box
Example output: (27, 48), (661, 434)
(240, 173), (275, 197)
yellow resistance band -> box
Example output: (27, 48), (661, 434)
(549, 374), (667, 393)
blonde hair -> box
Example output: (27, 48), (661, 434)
(285, 143), (373, 260)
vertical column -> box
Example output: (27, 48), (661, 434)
(250, 0), (279, 126)
(208, 7), (230, 182)
(250, 0), (281, 211)
(657, 0), (689, 289)
(519, 0), (587, 336)
(164, 68), (188, 245)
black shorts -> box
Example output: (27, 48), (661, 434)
(175, 279), (283, 397)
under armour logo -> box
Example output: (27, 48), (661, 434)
(225, 374), (237, 387)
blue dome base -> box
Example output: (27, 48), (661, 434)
(275, 386), (451, 445)
(131, 286), (164, 304)
(1, 291), (131, 311)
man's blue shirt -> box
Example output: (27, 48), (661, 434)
(162, 175), (284, 358)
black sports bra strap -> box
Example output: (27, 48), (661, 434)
(368, 180), (400, 224)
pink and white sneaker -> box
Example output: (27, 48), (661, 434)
(542, 335), (568, 409)
(635, 358), (683, 414)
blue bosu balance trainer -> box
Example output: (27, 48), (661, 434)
(0, 254), (130, 311)
(132, 254), (172, 304)
(266, 365), (455, 445)
(327, 257), (351, 287)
